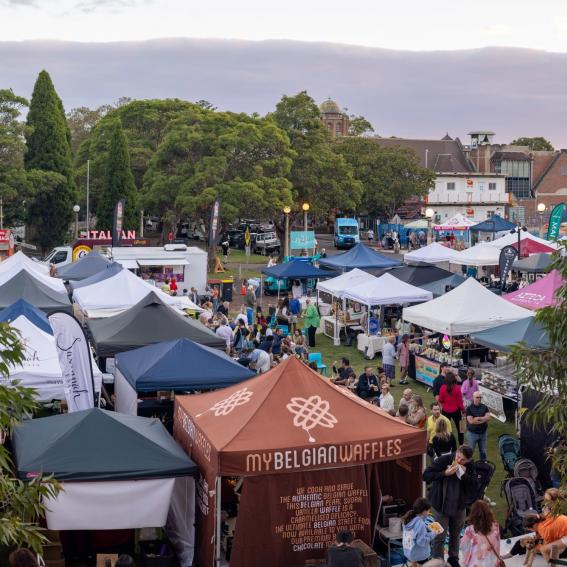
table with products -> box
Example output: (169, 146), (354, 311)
(478, 362), (519, 423)
(357, 333), (395, 359)
(320, 311), (364, 339)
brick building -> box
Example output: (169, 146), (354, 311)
(319, 98), (349, 138)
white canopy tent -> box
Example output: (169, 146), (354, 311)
(344, 272), (433, 306)
(487, 230), (558, 251)
(404, 242), (460, 265)
(450, 242), (501, 266)
(73, 268), (201, 318)
(0, 251), (50, 275)
(402, 277), (532, 335)
(316, 268), (376, 297)
(0, 265), (66, 293)
(433, 213), (477, 231)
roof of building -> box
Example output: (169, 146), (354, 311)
(442, 133), (453, 141)
(492, 151), (531, 162)
(319, 98), (342, 115)
(533, 150), (565, 191)
(372, 137), (474, 173)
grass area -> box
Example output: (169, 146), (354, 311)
(208, 250), (269, 281)
(310, 332), (515, 523)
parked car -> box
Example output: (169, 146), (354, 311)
(146, 216), (161, 232)
(253, 231), (280, 255)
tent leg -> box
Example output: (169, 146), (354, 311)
(215, 476), (222, 567)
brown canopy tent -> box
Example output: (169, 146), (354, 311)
(174, 357), (427, 567)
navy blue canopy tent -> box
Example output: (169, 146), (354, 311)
(470, 316), (549, 352)
(0, 298), (53, 334)
(318, 243), (401, 271)
(56, 251), (111, 282)
(70, 261), (123, 290)
(261, 260), (336, 279)
(470, 214), (516, 234)
(115, 337), (254, 392)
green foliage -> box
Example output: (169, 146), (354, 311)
(510, 243), (567, 511)
(338, 137), (435, 218)
(510, 136), (554, 151)
(0, 322), (60, 552)
(95, 119), (138, 230)
(348, 115), (374, 136)
(66, 104), (113, 155)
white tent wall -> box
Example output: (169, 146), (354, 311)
(114, 369), (138, 415)
(166, 477), (196, 567)
(44, 478), (176, 529)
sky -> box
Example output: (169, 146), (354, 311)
(2, 0), (567, 52)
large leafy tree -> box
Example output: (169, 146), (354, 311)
(338, 137), (436, 219)
(511, 243), (567, 510)
(142, 109), (293, 265)
(0, 89), (31, 226)
(510, 136), (554, 151)
(95, 119), (138, 230)
(66, 104), (112, 156)
(0, 323), (60, 551)
(25, 71), (75, 249)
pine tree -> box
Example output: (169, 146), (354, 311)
(25, 70), (75, 250)
(95, 119), (138, 230)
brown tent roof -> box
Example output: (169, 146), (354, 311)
(174, 357), (426, 477)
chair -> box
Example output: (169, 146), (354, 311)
(308, 352), (327, 375)
(276, 324), (289, 337)
(268, 315), (276, 328)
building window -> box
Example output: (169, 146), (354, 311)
(446, 182), (455, 190)
(487, 211), (495, 217)
(489, 182), (497, 190)
(561, 165), (567, 176)
(335, 122), (342, 135)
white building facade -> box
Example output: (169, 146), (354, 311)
(426, 173), (509, 224)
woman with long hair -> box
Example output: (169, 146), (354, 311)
(397, 334), (411, 385)
(406, 394), (427, 428)
(438, 371), (465, 444)
(461, 367), (479, 408)
(431, 415), (457, 458)
(402, 497), (436, 566)
(460, 500), (501, 567)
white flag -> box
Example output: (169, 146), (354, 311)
(48, 312), (95, 412)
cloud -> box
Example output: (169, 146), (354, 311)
(481, 24), (513, 37)
(0, 0), (38, 6)
(73, 0), (152, 13)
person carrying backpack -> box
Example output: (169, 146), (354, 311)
(402, 497), (437, 566)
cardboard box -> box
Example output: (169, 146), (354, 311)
(96, 554), (119, 567)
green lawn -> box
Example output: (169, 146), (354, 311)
(208, 249), (269, 281)
(310, 333), (515, 522)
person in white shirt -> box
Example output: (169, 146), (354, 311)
(291, 280), (302, 299)
(267, 255), (277, 267)
(379, 383), (395, 412)
(382, 336), (397, 384)
(249, 348), (271, 373)
(234, 305), (248, 326)
(215, 321), (233, 351)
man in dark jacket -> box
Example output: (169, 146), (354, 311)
(356, 367), (380, 404)
(325, 530), (364, 567)
(432, 362), (449, 398)
(422, 445), (477, 567)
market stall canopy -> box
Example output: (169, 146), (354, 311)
(344, 273), (433, 306)
(13, 408), (197, 481)
(488, 231), (557, 254)
(0, 299), (103, 401)
(318, 243), (401, 271)
(70, 261), (123, 290)
(404, 219), (429, 229)
(470, 316), (549, 352)
(262, 260), (336, 280)
(73, 267), (199, 317)
(503, 270), (564, 310)
(0, 251), (49, 275)
(56, 251), (111, 281)
(433, 213), (477, 231)
(418, 274), (467, 298)
(450, 242), (501, 266)
(174, 356), (426, 477)
(403, 242), (460, 265)
(316, 268), (376, 297)
(88, 292), (225, 357)
(470, 215), (517, 232)
(403, 277), (532, 335)
(116, 338), (254, 392)
(0, 270), (72, 315)
(379, 264), (456, 287)
(512, 253), (554, 273)
(0, 264), (66, 293)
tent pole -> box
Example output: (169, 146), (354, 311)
(215, 476), (222, 567)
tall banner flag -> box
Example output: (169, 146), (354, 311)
(48, 312), (95, 412)
(112, 199), (125, 247)
(499, 245), (518, 291)
(209, 198), (222, 246)
(546, 203), (565, 241)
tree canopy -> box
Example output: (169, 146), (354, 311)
(510, 136), (554, 151)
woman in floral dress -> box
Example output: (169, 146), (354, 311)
(461, 500), (502, 567)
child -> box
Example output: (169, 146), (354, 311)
(402, 498), (437, 567)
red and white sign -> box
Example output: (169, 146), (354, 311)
(80, 230), (137, 240)
(466, 179), (474, 187)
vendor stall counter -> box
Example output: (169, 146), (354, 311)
(320, 311), (363, 339)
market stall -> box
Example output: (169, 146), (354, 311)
(504, 269), (564, 310)
(433, 213), (477, 249)
(174, 357), (426, 567)
(70, 261), (123, 290)
(0, 263), (67, 293)
(0, 250), (49, 275)
(512, 253), (553, 276)
(114, 338), (254, 415)
(487, 230), (557, 255)
(470, 214), (516, 241)
(403, 242), (460, 265)
(419, 274), (466, 298)
(449, 242), (501, 267)
(377, 264), (457, 287)
(318, 242), (401, 272)
(56, 250), (111, 281)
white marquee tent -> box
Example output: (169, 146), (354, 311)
(344, 272), (433, 306)
(0, 251), (49, 275)
(316, 268), (376, 297)
(487, 230), (558, 251)
(404, 242), (460, 265)
(449, 242), (501, 266)
(402, 277), (532, 335)
(433, 213), (477, 231)
(73, 268), (200, 317)
(0, 264), (66, 293)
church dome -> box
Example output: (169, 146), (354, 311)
(320, 98), (342, 115)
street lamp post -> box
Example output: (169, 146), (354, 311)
(537, 203), (546, 238)
(302, 203), (310, 232)
(425, 207), (435, 244)
(283, 206), (291, 258)
(73, 205), (80, 239)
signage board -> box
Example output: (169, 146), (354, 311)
(478, 385), (506, 422)
(414, 356), (441, 387)
(290, 231), (316, 250)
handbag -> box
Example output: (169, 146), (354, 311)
(484, 534), (506, 567)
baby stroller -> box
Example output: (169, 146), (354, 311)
(473, 460), (496, 501)
(498, 434), (520, 476)
(501, 476), (540, 536)
(514, 458), (543, 499)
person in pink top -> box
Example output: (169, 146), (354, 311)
(461, 368), (479, 408)
(397, 334), (411, 385)
(460, 500), (502, 567)
(438, 371), (465, 444)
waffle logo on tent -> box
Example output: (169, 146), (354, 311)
(286, 395), (337, 443)
(200, 387), (254, 417)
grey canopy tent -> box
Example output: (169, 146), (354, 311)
(367, 264), (455, 287)
(88, 291), (225, 357)
(419, 274), (467, 298)
(470, 316), (549, 352)
(512, 253), (554, 274)
(0, 270), (72, 315)
(56, 251), (111, 281)
(71, 261), (123, 290)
